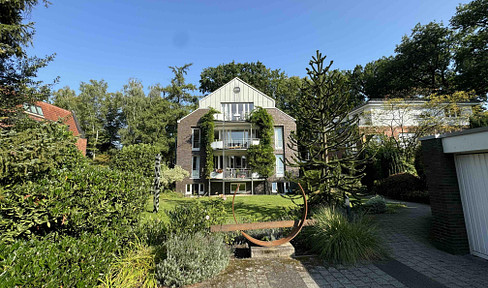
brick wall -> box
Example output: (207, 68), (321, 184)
(175, 109), (209, 194)
(175, 108), (297, 195)
(266, 108), (298, 182)
(421, 137), (469, 254)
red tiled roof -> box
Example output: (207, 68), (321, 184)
(28, 102), (82, 137)
(26, 102), (87, 156)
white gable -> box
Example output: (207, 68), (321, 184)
(199, 77), (275, 112)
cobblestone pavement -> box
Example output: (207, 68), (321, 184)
(374, 201), (488, 288)
(198, 202), (488, 288)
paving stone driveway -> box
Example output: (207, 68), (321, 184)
(198, 202), (488, 288)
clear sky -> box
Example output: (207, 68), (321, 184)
(27, 0), (470, 94)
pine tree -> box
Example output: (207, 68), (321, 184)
(289, 51), (366, 206)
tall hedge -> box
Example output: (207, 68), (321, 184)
(110, 143), (160, 178)
(0, 118), (84, 185)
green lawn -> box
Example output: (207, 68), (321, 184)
(141, 192), (305, 224)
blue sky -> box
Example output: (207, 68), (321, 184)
(27, 0), (469, 94)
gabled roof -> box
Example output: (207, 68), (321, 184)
(199, 77), (276, 109)
(27, 102), (85, 137)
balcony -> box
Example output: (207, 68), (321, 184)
(211, 138), (260, 150)
(213, 113), (250, 122)
(210, 168), (260, 179)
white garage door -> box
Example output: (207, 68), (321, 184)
(454, 153), (488, 260)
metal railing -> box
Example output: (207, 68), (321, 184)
(224, 168), (252, 179)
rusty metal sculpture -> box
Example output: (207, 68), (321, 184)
(231, 183), (308, 247)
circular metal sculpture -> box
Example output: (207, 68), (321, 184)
(231, 183), (308, 247)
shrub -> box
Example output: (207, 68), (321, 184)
(110, 143), (161, 178)
(99, 241), (158, 288)
(374, 173), (429, 203)
(0, 164), (149, 242)
(0, 231), (120, 287)
(155, 233), (230, 287)
(363, 195), (387, 214)
(166, 199), (227, 235)
(0, 118), (85, 185)
(306, 207), (385, 264)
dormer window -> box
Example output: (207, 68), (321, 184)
(24, 103), (44, 117)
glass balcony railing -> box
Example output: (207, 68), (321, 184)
(213, 113), (251, 122)
(211, 138), (260, 150)
(210, 168), (260, 179)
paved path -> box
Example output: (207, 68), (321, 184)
(198, 201), (488, 288)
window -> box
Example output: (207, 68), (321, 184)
(199, 183), (205, 195)
(275, 154), (284, 177)
(185, 184), (192, 195)
(230, 183), (246, 194)
(272, 182), (278, 193)
(192, 128), (200, 150)
(221, 103), (254, 121)
(274, 127), (283, 149)
(24, 103), (44, 116)
(192, 156), (200, 178)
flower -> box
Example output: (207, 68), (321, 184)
(205, 215), (210, 220)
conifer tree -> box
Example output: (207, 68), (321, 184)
(289, 51), (366, 206)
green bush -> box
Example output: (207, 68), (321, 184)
(0, 118), (85, 185)
(363, 195), (387, 214)
(110, 143), (160, 178)
(0, 164), (149, 242)
(306, 207), (385, 264)
(155, 233), (230, 287)
(0, 231), (121, 287)
(166, 199), (227, 235)
(374, 173), (429, 203)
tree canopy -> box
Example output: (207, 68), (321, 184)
(0, 0), (54, 125)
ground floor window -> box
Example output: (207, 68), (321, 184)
(230, 183), (246, 194)
(186, 184), (192, 195)
(272, 182), (291, 194)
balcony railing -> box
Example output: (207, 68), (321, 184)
(213, 113), (250, 122)
(210, 168), (260, 179)
(211, 138), (260, 150)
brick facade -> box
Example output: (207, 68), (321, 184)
(175, 108), (297, 195)
(420, 138), (470, 254)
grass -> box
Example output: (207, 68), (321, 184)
(141, 192), (305, 224)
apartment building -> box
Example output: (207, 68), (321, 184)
(175, 78), (297, 196)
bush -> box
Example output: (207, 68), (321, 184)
(374, 173), (429, 203)
(99, 241), (158, 288)
(0, 231), (121, 287)
(155, 233), (230, 287)
(110, 143), (161, 178)
(166, 199), (227, 235)
(0, 164), (149, 242)
(363, 195), (387, 214)
(306, 207), (385, 264)
(0, 118), (85, 185)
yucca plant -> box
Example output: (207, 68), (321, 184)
(307, 207), (386, 264)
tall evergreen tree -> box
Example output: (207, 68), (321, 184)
(0, 1), (54, 125)
(289, 51), (365, 206)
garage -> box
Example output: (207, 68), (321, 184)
(421, 127), (488, 259)
(454, 153), (488, 259)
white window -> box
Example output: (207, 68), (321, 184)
(192, 128), (200, 151)
(230, 183), (246, 194)
(274, 127), (283, 150)
(192, 156), (200, 179)
(185, 184), (192, 195)
(275, 154), (284, 177)
(272, 182), (277, 193)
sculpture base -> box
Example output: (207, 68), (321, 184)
(250, 242), (295, 258)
